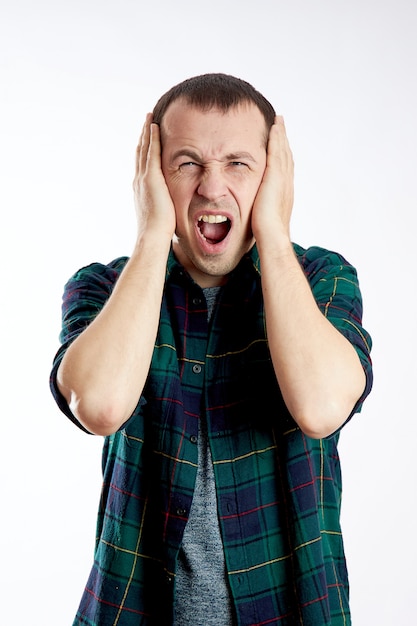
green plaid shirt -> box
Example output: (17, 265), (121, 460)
(50, 243), (373, 626)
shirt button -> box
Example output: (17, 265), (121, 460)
(190, 435), (198, 444)
(192, 364), (202, 374)
(176, 508), (187, 517)
(193, 297), (202, 305)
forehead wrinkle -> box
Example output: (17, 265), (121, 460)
(170, 148), (258, 165)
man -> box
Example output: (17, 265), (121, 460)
(50, 73), (373, 625)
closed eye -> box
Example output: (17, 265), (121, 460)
(179, 161), (201, 169)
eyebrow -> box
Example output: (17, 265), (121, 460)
(170, 149), (257, 163)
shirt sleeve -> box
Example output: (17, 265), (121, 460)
(49, 257), (128, 432)
(295, 244), (373, 420)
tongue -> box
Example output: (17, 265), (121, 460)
(199, 221), (229, 244)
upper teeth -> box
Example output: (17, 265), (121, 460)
(198, 215), (228, 224)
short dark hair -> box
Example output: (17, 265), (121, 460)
(152, 73), (276, 133)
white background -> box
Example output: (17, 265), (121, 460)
(1, 0), (415, 624)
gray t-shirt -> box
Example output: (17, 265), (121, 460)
(173, 287), (235, 626)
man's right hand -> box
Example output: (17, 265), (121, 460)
(57, 114), (174, 436)
(133, 113), (176, 241)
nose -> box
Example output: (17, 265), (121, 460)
(197, 168), (227, 202)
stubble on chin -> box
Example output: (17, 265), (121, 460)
(173, 234), (255, 286)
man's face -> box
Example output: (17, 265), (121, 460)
(160, 100), (268, 287)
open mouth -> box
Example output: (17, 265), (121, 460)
(197, 214), (231, 245)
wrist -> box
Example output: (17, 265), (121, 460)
(256, 230), (294, 263)
(131, 229), (172, 268)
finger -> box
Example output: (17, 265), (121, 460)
(268, 116), (293, 169)
(268, 116), (287, 149)
(135, 113), (153, 178)
(148, 122), (162, 172)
